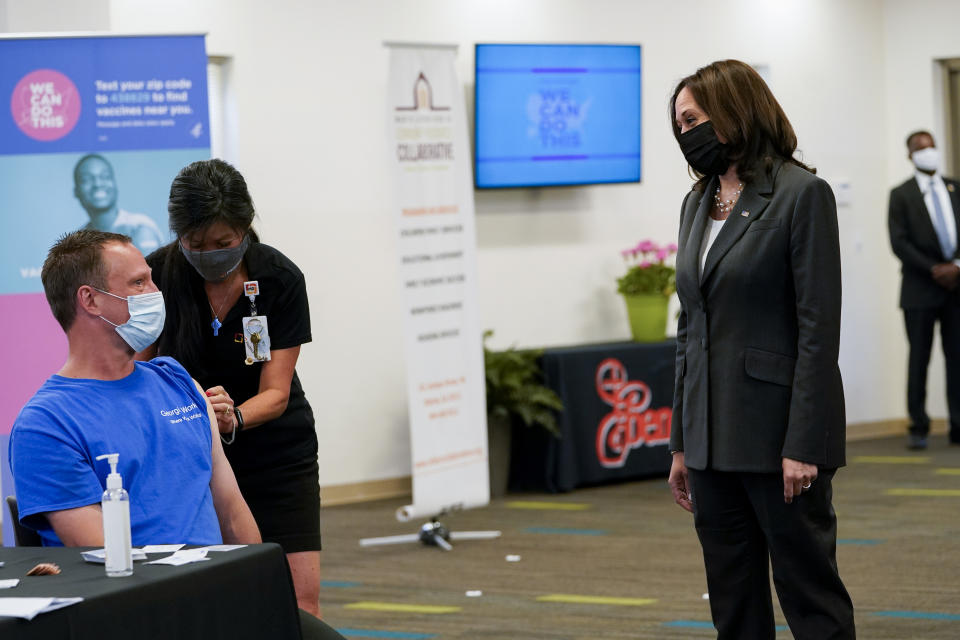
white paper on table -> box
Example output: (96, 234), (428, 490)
(81, 548), (147, 564)
(194, 544), (246, 552)
(0, 597), (84, 620)
(146, 548), (210, 566)
(138, 544), (185, 554)
(0, 579), (20, 589)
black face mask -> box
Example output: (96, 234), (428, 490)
(678, 121), (729, 176)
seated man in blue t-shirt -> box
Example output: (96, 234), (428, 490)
(9, 230), (260, 547)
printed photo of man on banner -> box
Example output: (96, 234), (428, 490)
(0, 34), (211, 545)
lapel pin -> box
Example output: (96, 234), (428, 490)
(949, 184), (956, 193)
(741, 210), (750, 217)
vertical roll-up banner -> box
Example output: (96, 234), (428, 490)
(386, 43), (489, 521)
(0, 34), (211, 544)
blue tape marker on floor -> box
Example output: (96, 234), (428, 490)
(663, 621), (787, 631)
(524, 527), (607, 536)
(322, 580), (361, 588)
(837, 539), (885, 545)
(337, 629), (436, 639)
(663, 620), (714, 629)
(872, 611), (960, 621)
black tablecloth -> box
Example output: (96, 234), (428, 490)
(511, 339), (676, 493)
(0, 543), (302, 640)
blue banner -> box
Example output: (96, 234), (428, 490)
(1, 35), (210, 155)
(1, 34), (210, 546)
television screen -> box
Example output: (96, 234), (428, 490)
(474, 43), (642, 189)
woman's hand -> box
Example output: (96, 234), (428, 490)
(782, 457), (818, 504)
(205, 385), (236, 434)
(668, 452), (693, 513)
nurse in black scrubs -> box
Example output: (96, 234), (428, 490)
(142, 159), (322, 617)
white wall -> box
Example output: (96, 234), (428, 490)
(2, 0), (939, 487)
(0, 0), (109, 33)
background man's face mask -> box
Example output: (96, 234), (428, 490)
(911, 147), (941, 173)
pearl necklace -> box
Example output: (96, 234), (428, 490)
(713, 182), (744, 216)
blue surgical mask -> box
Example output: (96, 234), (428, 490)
(95, 289), (166, 353)
(179, 234), (250, 282)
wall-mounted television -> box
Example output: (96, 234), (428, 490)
(474, 43), (642, 189)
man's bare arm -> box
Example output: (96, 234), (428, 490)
(46, 504), (104, 546)
(195, 380), (261, 544)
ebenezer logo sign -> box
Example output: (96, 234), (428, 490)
(595, 358), (672, 468)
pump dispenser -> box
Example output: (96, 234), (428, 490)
(96, 453), (132, 577)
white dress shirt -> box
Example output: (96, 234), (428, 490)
(699, 216), (726, 282)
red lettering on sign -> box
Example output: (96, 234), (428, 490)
(595, 358), (672, 468)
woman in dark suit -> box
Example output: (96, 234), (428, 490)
(666, 60), (855, 639)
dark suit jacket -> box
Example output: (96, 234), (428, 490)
(670, 160), (846, 472)
(888, 174), (960, 309)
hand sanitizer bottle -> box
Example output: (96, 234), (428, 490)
(96, 453), (132, 577)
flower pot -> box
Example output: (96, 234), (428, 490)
(622, 293), (669, 342)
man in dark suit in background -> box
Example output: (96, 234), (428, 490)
(888, 130), (960, 449)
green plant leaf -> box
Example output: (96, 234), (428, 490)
(483, 330), (564, 437)
(616, 263), (676, 297)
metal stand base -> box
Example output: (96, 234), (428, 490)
(359, 519), (501, 551)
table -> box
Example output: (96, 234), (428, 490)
(0, 543), (302, 640)
(510, 339), (676, 493)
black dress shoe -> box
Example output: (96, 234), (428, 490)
(908, 433), (928, 450)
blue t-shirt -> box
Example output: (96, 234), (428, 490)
(8, 357), (222, 546)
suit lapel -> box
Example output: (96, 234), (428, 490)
(700, 166), (775, 285)
(947, 180), (960, 254)
(680, 177), (715, 302)
(947, 179), (959, 207)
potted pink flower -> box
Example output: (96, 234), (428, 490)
(616, 240), (677, 342)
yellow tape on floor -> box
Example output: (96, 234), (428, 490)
(885, 488), (960, 497)
(935, 468), (960, 475)
(536, 594), (657, 606)
(852, 456), (930, 464)
(344, 602), (461, 614)
(505, 501), (591, 511)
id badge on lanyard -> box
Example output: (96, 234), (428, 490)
(235, 281), (271, 365)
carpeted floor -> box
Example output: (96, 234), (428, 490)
(318, 434), (960, 639)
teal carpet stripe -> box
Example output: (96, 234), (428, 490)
(663, 620), (787, 631)
(524, 526), (608, 536)
(322, 580), (362, 588)
(662, 620), (714, 629)
(337, 629), (436, 639)
(872, 610), (960, 621)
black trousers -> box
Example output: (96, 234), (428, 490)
(687, 468), (855, 640)
(904, 302), (960, 440)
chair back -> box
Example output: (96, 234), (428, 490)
(5, 496), (43, 547)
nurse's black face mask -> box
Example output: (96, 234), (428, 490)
(179, 234), (250, 282)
